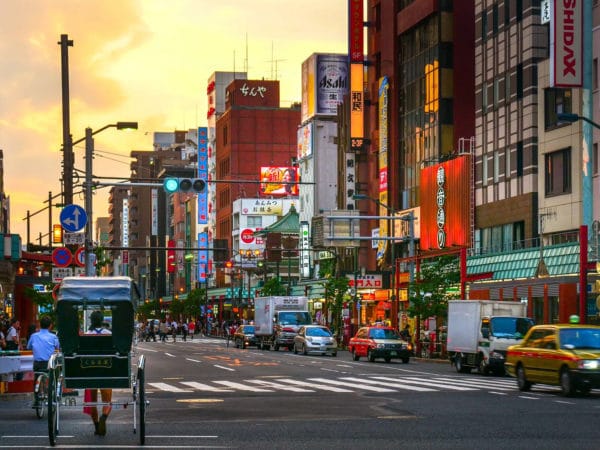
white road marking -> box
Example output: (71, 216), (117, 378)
(213, 381), (273, 392)
(344, 376), (436, 392)
(309, 377), (396, 393)
(275, 378), (354, 392)
(247, 379), (314, 392)
(214, 364), (235, 371)
(180, 381), (233, 392)
(148, 382), (192, 392)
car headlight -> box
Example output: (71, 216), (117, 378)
(306, 337), (313, 343)
(578, 360), (600, 370)
(489, 351), (505, 360)
(376, 343), (385, 349)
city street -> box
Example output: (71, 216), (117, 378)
(1, 336), (600, 449)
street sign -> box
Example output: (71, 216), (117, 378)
(60, 204), (87, 233)
(52, 247), (73, 268)
(74, 247), (85, 267)
(52, 267), (73, 283)
(64, 232), (85, 245)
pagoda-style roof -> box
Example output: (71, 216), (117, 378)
(254, 204), (299, 236)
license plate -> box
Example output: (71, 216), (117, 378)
(390, 351), (397, 356)
(320, 346), (326, 351)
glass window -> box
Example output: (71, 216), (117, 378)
(544, 88), (572, 129)
(545, 148), (571, 196)
(482, 154), (488, 186)
(494, 151), (500, 183)
(246, 216), (262, 228)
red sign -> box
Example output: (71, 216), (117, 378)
(74, 247), (85, 267)
(348, 0), (364, 63)
(419, 155), (471, 250)
(52, 247), (73, 268)
(240, 229), (255, 244)
(167, 240), (176, 273)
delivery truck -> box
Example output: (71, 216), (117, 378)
(447, 300), (534, 375)
(254, 296), (312, 351)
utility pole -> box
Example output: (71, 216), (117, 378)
(58, 34), (74, 206)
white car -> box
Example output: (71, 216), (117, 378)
(293, 325), (337, 356)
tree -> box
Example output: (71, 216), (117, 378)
(321, 275), (349, 341)
(407, 254), (460, 345)
(259, 277), (287, 296)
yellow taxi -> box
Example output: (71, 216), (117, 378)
(505, 318), (600, 396)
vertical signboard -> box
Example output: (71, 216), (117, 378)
(300, 221), (310, 278)
(197, 127), (209, 224)
(348, 0), (364, 63)
(377, 77), (389, 264)
(301, 54), (348, 122)
(350, 63), (364, 151)
(419, 155), (471, 250)
(197, 231), (208, 283)
(550, 0), (583, 87)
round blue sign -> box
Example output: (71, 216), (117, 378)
(60, 204), (87, 232)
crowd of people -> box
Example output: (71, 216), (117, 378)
(137, 317), (247, 342)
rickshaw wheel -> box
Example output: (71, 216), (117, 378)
(138, 366), (146, 445)
(47, 370), (58, 446)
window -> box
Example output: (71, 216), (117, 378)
(482, 10), (488, 41)
(516, 141), (523, 177)
(504, 0), (510, 25)
(493, 4), (498, 34)
(246, 216), (262, 228)
(545, 148), (571, 196)
(594, 58), (598, 91)
(516, 64), (523, 99)
(482, 82), (488, 111)
(544, 88), (572, 128)
(494, 151), (500, 183)
(482, 153), (489, 186)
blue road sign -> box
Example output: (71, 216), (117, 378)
(60, 204), (87, 233)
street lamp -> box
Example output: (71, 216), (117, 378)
(557, 112), (600, 130)
(82, 122), (138, 276)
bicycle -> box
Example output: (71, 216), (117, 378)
(33, 370), (49, 419)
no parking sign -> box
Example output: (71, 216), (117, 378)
(74, 247), (85, 267)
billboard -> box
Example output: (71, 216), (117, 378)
(259, 167), (299, 197)
(301, 53), (348, 122)
(419, 155), (472, 250)
(297, 122), (313, 161)
(197, 127), (208, 224)
(550, 0), (582, 87)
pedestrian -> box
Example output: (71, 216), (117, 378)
(27, 315), (60, 402)
(6, 318), (20, 351)
(187, 320), (195, 340)
(159, 319), (168, 342)
(83, 310), (112, 436)
(171, 320), (178, 341)
(182, 321), (188, 341)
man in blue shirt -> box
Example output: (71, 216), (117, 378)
(27, 315), (60, 373)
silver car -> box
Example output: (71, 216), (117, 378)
(293, 325), (338, 356)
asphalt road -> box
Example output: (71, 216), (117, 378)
(2, 336), (600, 449)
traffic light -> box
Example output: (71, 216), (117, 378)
(163, 177), (206, 194)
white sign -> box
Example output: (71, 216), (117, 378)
(550, 0), (582, 87)
(300, 222), (310, 278)
(541, 0), (551, 24)
(52, 267), (73, 283)
(63, 232), (85, 245)
(371, 228), (380, 249)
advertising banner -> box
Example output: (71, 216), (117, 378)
(550, 0), (582, 87)
(259, 166), (299, 196)
(197, 127), (209, 224)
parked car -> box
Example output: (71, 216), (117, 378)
(293, 325), (337, 356)
(233, 325), (257, 349)
(348, 326), (412, 363)
(505, 323), (600, 396)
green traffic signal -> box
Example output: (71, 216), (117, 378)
(163, 177), (206, 194)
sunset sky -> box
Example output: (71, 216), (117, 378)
(0, 0), (349, 244)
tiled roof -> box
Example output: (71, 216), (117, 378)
(466, 242), (581, 280)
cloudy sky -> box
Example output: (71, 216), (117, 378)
(0, 0), (349, 243)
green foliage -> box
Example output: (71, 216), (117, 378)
(321, 275), (349, 339)
(183, 288), (204, 318)
(259, 277), (287, 296)
(407, 255), (460, 322)
(25, 285), (56, 322)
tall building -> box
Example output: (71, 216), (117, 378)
(215, 79), (301, 262)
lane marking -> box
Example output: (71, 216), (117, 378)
(345, 376), (435, 392)
(309, 377), (396, 393)
(180, 381), (233, 392)
(214, 364), (235, 371)
(148, 382), (192, 392)
(213, 381), (272, 392)
(274, 378), (353, 392)
(247, 379), (314, 392)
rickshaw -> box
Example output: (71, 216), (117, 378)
(46, 276), (147, 446)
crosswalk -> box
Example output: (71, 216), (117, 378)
(148, 375), (518, 396)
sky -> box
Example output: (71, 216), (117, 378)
(0, 0), (349, 245)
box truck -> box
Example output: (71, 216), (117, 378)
(447, 300), (534, 375)
(254, 296), (312, 351)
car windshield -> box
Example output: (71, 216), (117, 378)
(279, 312), (312, 326)
(306, 327), (331, 337)
(369, 328), (400, 339)
(559, 328), (600, 350)
(243, 326), (255, 334)
(490, 317), (534, 339)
